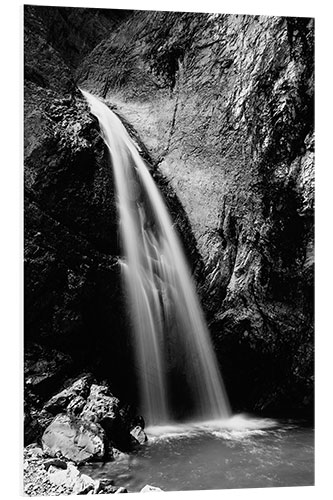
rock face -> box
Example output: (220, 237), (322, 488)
(78, 11), (314, 415)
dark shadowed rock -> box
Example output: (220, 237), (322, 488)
(25, 343), (73, 395)
(43, 374), (95, 414)
(44, 458), (67, 471)
(24, 405), (54, 446)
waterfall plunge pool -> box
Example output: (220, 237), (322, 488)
(81, 414), (314, 492)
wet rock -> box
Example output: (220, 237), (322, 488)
(130, 425), (147, 445)
(42, 413), (106, 463)
(140, 485), (164, 493)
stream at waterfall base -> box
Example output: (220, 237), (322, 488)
(81, 414), (314, 491)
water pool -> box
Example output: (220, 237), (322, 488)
(82, 414), (314, 492)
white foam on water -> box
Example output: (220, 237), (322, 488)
(146, 413), (278, 442)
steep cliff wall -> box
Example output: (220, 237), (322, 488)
(78, 11), (314, 415)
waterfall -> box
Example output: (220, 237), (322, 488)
(82, 90), (231, 425)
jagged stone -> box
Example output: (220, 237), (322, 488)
(43, 374), (94, 414)
(42, 414), (106, 463)
(81, 384), (120, 427)
(130, 425), (147, 445)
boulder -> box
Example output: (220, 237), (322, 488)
(140, 485), (164, 493)
(80, 383), (132, 448)
(115, 487), (128, 493)
(42, 414), (106, 463)
(130, 426), (147, 445)
(43, 374), (95, 414)
(81, 383), (120, 424)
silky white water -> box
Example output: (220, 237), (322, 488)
(82, 90), (231, 425)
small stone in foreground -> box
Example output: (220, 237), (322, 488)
(115, 486), (128, 493)
(140, 484), (164, 493)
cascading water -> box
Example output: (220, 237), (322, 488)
(82, 90), (231, 425)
